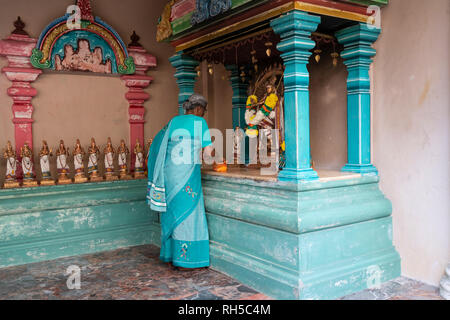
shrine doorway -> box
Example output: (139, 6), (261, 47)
(187, 14), (356, 180)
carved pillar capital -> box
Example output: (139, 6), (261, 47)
(169, 52), (199, 115)
(0, 18), (41, 154)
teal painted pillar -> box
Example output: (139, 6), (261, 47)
(226, 64), (250, 163)
(225, 65), (248, 129)
(336, 23), (380, 175)
(271, 11), (320, 182)
(169, 52), (199, 115)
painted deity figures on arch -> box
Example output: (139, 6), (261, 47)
(88, 138), (103, 182)
(21, 142), (38, 187)
(73, 139), (88, 183)
(117, 139), (131, 180)
(104, 137), (118, 181)
(134, 139), (145, 179)
(39, 140), (55, 186)
(56, 140), (72, 185)
(3, 141), (20, 189)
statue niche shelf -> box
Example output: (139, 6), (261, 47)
(0, 1), (156, 273)
(154, 0), (400, 300)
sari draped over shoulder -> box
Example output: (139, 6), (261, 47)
(147, 116), (211, 268)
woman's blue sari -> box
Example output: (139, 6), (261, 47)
(147, 115), (211, 268)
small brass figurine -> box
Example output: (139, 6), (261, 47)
(73, 139), (88, 183)
(21, 142), (38, 187)
(117, 139), (131, 180)
(87, 138), (103, 182)
(103, 137), (118, 181)
(39, 140), (55, 186)
(133, 139), (145, 179)
(56, 140), (72, 185)
(145, 138), (153, 177)
(3, 141), (20, 189)
(232, 126), (245, 167)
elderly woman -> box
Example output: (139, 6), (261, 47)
(147, 94), (213, 269)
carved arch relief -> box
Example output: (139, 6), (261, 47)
(31, 7), (135, 75)
(191, 0), (232, 25)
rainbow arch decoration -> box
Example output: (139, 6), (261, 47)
(31, 0), (135, 75)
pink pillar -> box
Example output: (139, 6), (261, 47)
(121, 32), (156, 171)
(0, 17), (41, 153)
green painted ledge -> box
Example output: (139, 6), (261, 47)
(0, 180), (160, 268)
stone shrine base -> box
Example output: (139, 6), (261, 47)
(0, 169), (400, 299)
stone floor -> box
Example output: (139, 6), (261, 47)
(0, 245), (443, 300)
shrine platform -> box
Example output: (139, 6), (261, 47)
(0, 169), (400, 300)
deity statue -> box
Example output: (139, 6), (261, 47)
(2, 141), (20, 189)
(87, 137), (103, 182)
(133, 139), (145, 179)
(39, 140), (55, 186)
(56, 140), (72, 185)
(73, 139), (88, 183)
(21, 142), (38, 187)
(117, 139), (131, 180)
(103, 137), (118, 181)
(245, 81), (279, 138)
(245, 76), (281, 168)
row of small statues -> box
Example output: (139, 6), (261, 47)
(2, 138), (152, 188)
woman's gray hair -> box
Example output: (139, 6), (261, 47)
(183, 94), (208, 111)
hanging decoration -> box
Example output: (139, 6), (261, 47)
(310, 32), (342, 67)
(208, 63), (214, 75)
(240, 66), (246, 83)
(314, 48), (322, 63)
(251, 43), (258, 73)
(265, 41), (273, 57)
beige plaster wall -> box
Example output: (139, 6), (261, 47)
(373, 0), (450, 286)
(309, 48), (348, 170)
(0, 0), (178, 181)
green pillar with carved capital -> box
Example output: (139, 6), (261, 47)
(226, 64), (250, 163)
(271, 10), (320, 182)
(336, 23), (380, 175)
(169, 52), (199, 115)
(225, 65), (249, 129)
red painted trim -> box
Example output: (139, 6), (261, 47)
(171, 0), (196, 21)
(2, 67), (42, 74)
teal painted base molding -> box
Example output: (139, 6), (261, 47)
(0, 180), (160, 268)
(0, 174), (400, 300)
(202, 173), (401, 300)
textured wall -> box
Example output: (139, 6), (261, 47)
(309, 47), (348, 170)
(373, 0), (450, 286)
